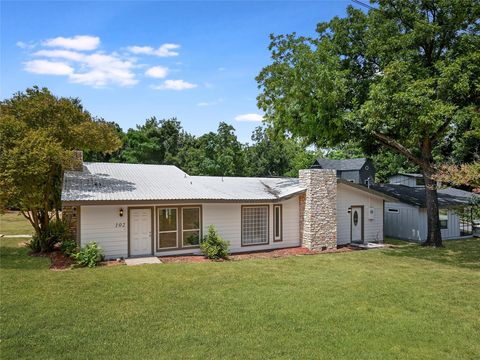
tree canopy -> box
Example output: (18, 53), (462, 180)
(0, 87), (122, 235)
(256, 0), (480, 246)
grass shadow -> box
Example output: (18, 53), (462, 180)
(383, 238), (480, 270)
(0, 237), (50, 270)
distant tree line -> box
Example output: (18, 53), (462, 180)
(84, 117), (319, 178)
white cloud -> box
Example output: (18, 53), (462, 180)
(234, 113), (264, 122)
(34, 49), (85, 61)
(151, 79), (197, 90)
(218, 67), (226, 71)
(24, 60), (74, 75)
(197, 98), (223, 107)
(127, 43), (180, 57)
(43, 35), (100, 51)
(16, 41), (36, 49)
(145, 65), (169, 78)
(28, 48), (137, 87)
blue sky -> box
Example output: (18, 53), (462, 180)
(1, 1), (354, 143)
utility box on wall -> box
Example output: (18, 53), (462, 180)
(368, 207), (375, 220)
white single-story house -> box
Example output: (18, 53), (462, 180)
(371, 174), (478, 241)
(61, 156), (396, 259)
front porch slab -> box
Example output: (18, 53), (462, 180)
(125, 257), (162, 266)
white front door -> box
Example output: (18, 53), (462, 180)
(351, 206), (363, 243)
(130, 208), (152, 256)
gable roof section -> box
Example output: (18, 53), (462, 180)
(312, 158), (368, 171)
(62, 162), (305, 203)
(370, 183), (477, 208)
(337, 179), (398, 202)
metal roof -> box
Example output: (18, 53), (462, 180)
(370, 184), (477, 208)
(312, 158), (368, 171)
(397, 173), (423, 178)
(62, 162), (306, 203)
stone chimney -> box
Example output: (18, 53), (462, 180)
(299, 169), (337, 250)
(71, 150), (84, 171)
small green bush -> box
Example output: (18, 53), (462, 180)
(72, 242), (103, 268)
(27, 219), (71, 253)
(200, 225), (229, 259)
(60, 239), (78, 256)
(27, 235), (42, 253)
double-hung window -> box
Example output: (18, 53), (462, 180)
(158, 208), (178, 249)
(241, 206), (269, 246)
(182, 207), (201, 246)
(439, 209), (448, 229)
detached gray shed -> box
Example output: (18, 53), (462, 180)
(370, 184), (478, 241)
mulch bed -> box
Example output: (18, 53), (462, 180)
(159, 245), (355, 264)
(46, 251), (124, 270)
(50, 251), (76, 271)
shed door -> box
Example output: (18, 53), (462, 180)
(351, 206), (363, 243)
(130, 208), (152, 256)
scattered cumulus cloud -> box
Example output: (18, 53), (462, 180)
(19, 35), (197, 89)
(24, 60), (74, 75)
(16, 41), (36, 49)
(127, 43), (180, 57)
(234, 113), (264, 122)
(197, 98), (223, 107)
(43, 35), (100, 51)
(145, 65), (169, 78)
(151, 80), (197, 90)
(27, 48), (137, 87)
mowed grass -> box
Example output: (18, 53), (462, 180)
(0, 211), (34, 235)
(1, 236), (479, 359)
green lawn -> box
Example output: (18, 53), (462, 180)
(0, 211), (34, 235)
(1, 235), (479, 359)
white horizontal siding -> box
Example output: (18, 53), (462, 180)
(80, 205), (128, 259)
(79, 197), (301, 259)
(203, 196), (300, 253)
(336, 183), (384, 245)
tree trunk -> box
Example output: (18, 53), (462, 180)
(420, 139), (443, 247)
(422, 172), (443, 247)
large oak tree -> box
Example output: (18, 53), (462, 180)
(257, 0), (480, 246)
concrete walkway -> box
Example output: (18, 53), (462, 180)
(125, 257), (162, 266)
(0, 234), (32, 238)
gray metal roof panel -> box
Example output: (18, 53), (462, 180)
(62, 162), (305, 202)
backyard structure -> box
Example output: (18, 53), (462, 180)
(371, 174), (478, 241)
(61, 154), (394, 259)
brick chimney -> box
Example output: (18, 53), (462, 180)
(299, 169), (337, 250)
(71, 150), (84, 171)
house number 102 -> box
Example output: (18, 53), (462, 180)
(115, 222), (126, 228)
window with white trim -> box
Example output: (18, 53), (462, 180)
(273, 205), (282, 242)
(242, 206), (268, 245)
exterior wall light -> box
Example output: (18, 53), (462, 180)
(119, 208), (124, 217)
(347, 207), (351, 214)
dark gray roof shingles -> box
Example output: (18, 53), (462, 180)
(313, 158), (367, 171)
(370, 184), (477, 208)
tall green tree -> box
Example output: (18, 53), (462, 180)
(257, 0), (480, 246)
(0, 87), (121, 236)
(196, 122), (245, 176)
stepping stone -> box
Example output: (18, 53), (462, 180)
(125, 257), (162, 266)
